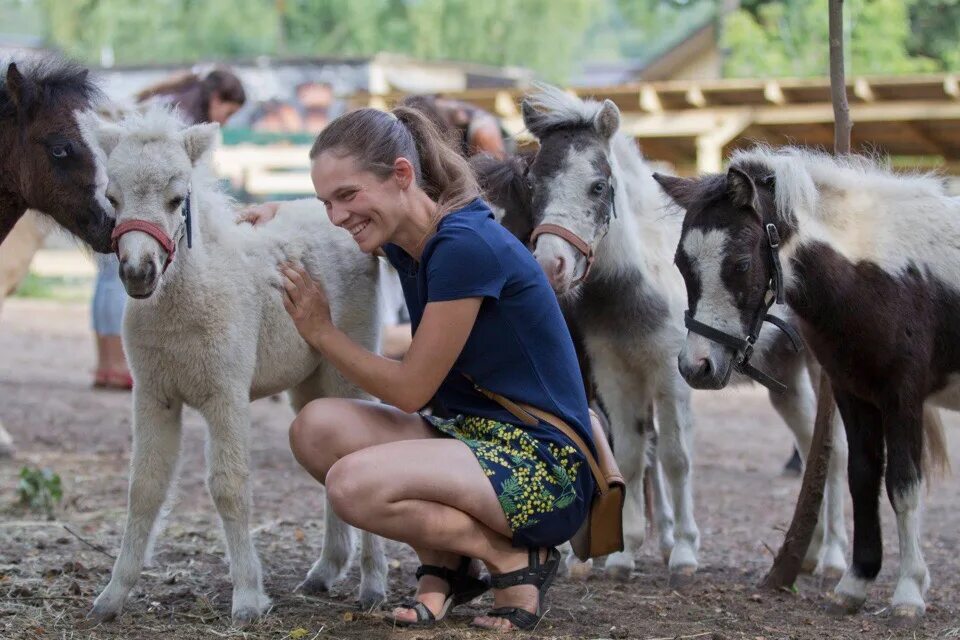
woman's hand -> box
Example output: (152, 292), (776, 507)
(280, 262), (335, 349)
(237, 201), (280, 226)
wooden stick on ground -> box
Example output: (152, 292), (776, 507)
(759, 0), (850, 591)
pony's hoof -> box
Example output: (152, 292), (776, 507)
(890, 605), (924, 626)
(818, 566), (845, 588)
(605, 564), (633, 582)
(359, 587), (386, 611)
(668, 566), (696, 590)
(825, 592), (864, 616)
(567, 561), (594, 581)
(231, 607), (262, 627)
(295, 575), (332, 596)
(83, 604), (118, 626)
(800, 558), (819, 575)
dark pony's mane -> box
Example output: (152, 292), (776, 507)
(0, 56), (99, 120)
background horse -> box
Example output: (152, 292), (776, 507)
(474, 86), (849, 585)
(656, 147), (954, 622)
(0, 56), (116, 456)
(0, 57), (113, 248)
(82, 107), (386, 625)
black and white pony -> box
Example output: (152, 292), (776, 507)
(475, 86), (848, 584)
(655, 147), (953, 620)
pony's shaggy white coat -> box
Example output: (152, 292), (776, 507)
(730, 146), (960, 292)
(84, 107), (386, 624)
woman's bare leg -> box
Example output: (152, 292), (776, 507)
(289, 398), (549, 629)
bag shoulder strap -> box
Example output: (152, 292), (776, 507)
(464, 375), (610, 495)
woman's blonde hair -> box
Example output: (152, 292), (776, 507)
(309, 106), (480, 213)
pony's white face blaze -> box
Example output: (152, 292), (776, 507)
(531, 146), (611, 294)
(678, 228), (740, 388)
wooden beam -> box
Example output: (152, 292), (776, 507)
(905, 122), (949, 156)
(944, 75), (959, 99)
(494, 90), (519, 118)
(763, 81), (787, 105)
(685, 85), (707, 108)
(640, 85), (663, 113)
(853, 77), (875, 102)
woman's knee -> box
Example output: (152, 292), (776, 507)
(289, 398), (351, 479)
(325, 453), (375, 525)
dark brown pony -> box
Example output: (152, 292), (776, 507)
(656, 146), (954, 621)
(1, 57), (113, 251)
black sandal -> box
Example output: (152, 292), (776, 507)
(475, 547), (560, 631)
(387, 556), (490, 627)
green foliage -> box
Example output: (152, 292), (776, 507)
(17, 466), (63, 518)
(12, 273), (93, 302)
(908, 0), (960, 70)
(724, 0), (943, 77)
(9, 0), (960, 80)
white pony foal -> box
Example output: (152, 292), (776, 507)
(81, 107), (386, 625)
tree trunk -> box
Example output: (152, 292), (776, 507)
(760, 0), (849, 591)
(829, 0), (852, 155)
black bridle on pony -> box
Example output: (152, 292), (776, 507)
(683, 223), (803, 393)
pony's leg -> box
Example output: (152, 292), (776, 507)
(822, 409), (849, 579)
(597, 373), (653, 580)
(655, 377), (700, 585)
(291, 367), (388, 608)
(831, 391), (884, 614)
(766, 366), (848, 578)
(0, 421), (13, 458)
(642, 410), (676, 564)
(197, 396), (269, 623)
(298, 500), (355, 594)
(90, 392), (183, 622)
(884, 403), (929, 620)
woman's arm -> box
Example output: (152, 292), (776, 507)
(280, 264), (480, 413)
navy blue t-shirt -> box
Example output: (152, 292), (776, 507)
(383, 198), (594, 454)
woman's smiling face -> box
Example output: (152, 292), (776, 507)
(311, 151), (409, 253)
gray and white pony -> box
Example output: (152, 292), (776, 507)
(476, 86), (848, 584)
(79, 107), (386, 624)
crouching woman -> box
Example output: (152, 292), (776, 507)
(254, 106), (595, 631)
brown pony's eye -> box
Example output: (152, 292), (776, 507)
(50, 144), (70, 159)
(735, 258), (751, 272)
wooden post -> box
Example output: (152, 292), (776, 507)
(759, 0), (849, 591)
(830, 0), (852, 154)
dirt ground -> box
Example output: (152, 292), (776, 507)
(1, 298), (958, 640)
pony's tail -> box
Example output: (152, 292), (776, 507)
(923, 405), (951, 481)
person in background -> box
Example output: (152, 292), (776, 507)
(91, 68), (246, 389)
(400, 95), (513, 160)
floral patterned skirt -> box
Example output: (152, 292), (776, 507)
(422, 413), (593, 548)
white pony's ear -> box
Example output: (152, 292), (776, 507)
(76, 110), (123, 156)
(593, 99), (620, 140)
(182, 122), (220, 165)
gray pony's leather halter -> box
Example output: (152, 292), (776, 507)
(529, 180), (617, 286)
(682, 223), (803, 393)
(110, 192), (193, 274)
